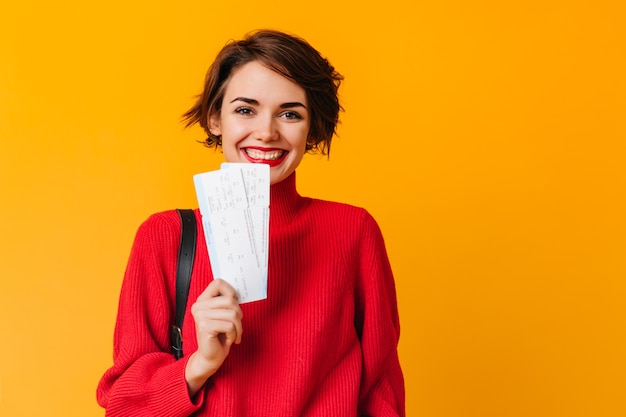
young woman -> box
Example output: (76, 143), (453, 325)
(97, 29), (405, 416)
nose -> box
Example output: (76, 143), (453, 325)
(254, 115), (279, 142)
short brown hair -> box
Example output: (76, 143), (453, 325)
(182, 29), (344, 155)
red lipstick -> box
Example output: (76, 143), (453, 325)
(242, 147), (287, 167)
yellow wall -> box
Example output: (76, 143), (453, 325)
(1, 1), (625, 416)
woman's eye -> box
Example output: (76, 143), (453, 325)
(235, 107), (253, 115)
(282, 111), (302, 120)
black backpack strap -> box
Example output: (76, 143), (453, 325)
(170, 208), (197, 360)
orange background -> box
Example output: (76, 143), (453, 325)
(1, 1), (625, 416)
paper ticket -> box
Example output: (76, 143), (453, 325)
(194, 163), (270, 303)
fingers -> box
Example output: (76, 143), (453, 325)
(196, 278), (239, 301)
(192, 278), (243, 345)
(192, 302), (243, 345)
(186, 278), (243, 385)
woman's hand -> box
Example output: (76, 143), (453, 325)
(185, 279), (243, 396)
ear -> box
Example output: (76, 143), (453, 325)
(208, 113), (222, 136)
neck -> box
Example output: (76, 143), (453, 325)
(269, 172), (303, 225)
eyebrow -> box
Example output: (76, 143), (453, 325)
(230, 97), (307, 109)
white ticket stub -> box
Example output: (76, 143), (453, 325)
(194, 163), (270, 303)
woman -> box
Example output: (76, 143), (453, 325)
(97, 29), (405, 416)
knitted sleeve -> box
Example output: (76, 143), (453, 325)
(96, 212), (205, 416)
(355, 210), (406, 417)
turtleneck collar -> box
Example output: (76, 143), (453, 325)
(269, 171), (305, 225)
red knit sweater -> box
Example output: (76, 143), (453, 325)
(97, 173), (405, 416)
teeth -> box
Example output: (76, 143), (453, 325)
(245, 149), (285, 160)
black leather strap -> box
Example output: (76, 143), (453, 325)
(171, 208), (197, 360)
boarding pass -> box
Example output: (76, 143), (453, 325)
(194, 163), (269, 303)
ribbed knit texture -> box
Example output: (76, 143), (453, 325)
(97, 172), (405, 416)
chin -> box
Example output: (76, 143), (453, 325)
(269, 171), (289, 185)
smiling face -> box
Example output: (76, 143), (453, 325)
(209, 61), (310, 185)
